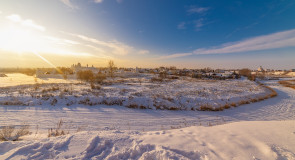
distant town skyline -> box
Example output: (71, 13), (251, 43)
(0, 0), (294, 69)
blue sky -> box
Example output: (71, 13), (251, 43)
(0, 0), (294, 69)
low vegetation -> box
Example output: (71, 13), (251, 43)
(48, 119), (69, 137)
(0, 74), (276, 111)
(0, 124), (30, 141)
(239, 68), (256, 81)
(77, 70), (107, 84)
(279, 80), (295, 89)
(198, 81), (277, 111)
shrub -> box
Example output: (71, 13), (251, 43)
(230, 102), (237, 107)
(239, 68), (255, 80)
(159, 71), (167, 79)
(223, 104), (230, 109)
(51, 98), (58, 106)
(48, 119), (68, 137)
(239, 68), (251, 77)
(95, 72), (106, 84)
(77, 70), (94, 82)
(151, 77), (163, 82)
(108, 60), (116, 78)
(279, 80), (295, 90)
(91, 83), (101, 90)
(0, 125), (30, 141)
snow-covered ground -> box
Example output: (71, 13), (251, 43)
(0, 79), (294, 133)
(1, 120), (294, 160)
(0, 73), (77, 87)
(0, 74), (271, 110)
(1, 74), (295, 159)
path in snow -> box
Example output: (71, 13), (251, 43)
(0, 80), (294, 133)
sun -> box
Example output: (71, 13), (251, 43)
(0, 26), (62, 69)
(0, 26), (43, 54)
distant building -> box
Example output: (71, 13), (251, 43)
(257, 66), (265, 72)
(71, 63), (98, 73)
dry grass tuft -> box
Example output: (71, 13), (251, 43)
(0, 125), (30, 141)
(230, 102), (237, 107)
(91, 83), (101, 90)
(223, 104), (231, 109)
(198, 81), (278, 112)
(279, 80), (295, 90)
(48, 119), (69, 137)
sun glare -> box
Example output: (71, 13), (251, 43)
(0, 26), (45, 53)
(0, 26), (66, 69)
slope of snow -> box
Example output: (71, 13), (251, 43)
(1, 120), (294, 160)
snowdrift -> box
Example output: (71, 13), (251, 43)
(1, 120), (294, 160)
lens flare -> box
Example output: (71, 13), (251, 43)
(32, 51), (63, 74)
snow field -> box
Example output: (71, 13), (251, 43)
(0, 73), (77, 87)
(1, 74), (295, 159)
(1, 120), (294, 160)
(0, 74), (272, 111)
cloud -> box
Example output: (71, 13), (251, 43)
(225, 22), (259, 39)
(194, 18), (204, 31)
(93, 0), (122, 4)
(45, 36), (112, 59)
(6, 14), (45, 31)
(60, 0), (78, 9)
(178, 19), (206, 31)
(45, 36), (80, 46)
(157, 53), (192, 60)
(66, 33), (133, 55)
(187, 6), (210, 14)
(177, 22), (186, 30)
(94, 0), (104, 3)
(193, 28), (295, 55)
(138, 50), (149, 54)
(181, 5), (210, 31)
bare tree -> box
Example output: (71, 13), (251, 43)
(108, 60), (115, 78)
(239, 68), (255, 80)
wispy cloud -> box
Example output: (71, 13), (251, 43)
(158, 29), (295, 59)
(194, 18), (204, 31)
(157, 53), (192, 60)
(225, 22), (259, 39)
(60, 0), (78, 9)
(194, 29), (295, 55)
(6, 14), (45, 31)
(187, 6), (210, 14)
(116, 0), (123, 3)
(65, 33), (134, 56)
(94, 0), (104, 3)
(180, 5), (210, 31)
(177, 22), (186, 30)
(138, 50), (149, 54)
(45, 36), (80, 46)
